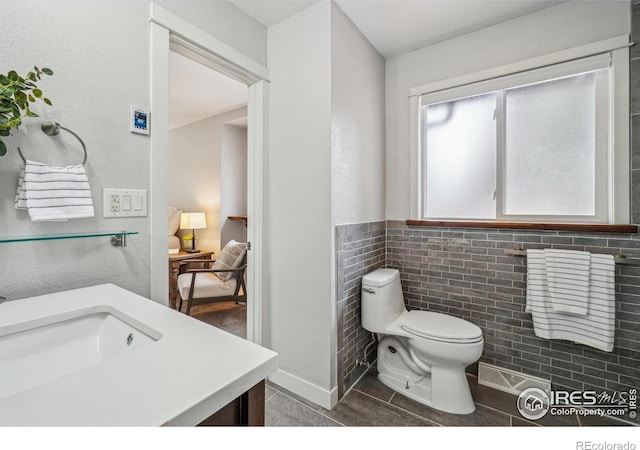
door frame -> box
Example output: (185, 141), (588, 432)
(149, 4), (269, 345)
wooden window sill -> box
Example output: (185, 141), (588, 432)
(405, 220), (637, 234)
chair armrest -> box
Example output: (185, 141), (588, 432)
(178, 259), (214, 275)
(185, 264), (246, 274)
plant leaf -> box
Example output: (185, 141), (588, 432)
(14, 91), (27, 108)
(0, 140), (6, 156)
(41, 68), (53, 76)
(43, 98), (52, 106)
(32, 89), (42, 98)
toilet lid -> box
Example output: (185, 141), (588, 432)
(399, 311), (483, 344)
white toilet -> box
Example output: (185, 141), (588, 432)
(361, 268), (484, 414)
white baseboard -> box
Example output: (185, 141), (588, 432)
(268, 369), (338, 410)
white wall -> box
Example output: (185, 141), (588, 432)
(220, 124), (248, 246)
(169, 108), (247, 255)
(267, 0), (385, 408)
(385, 0), (631, 219)
(331, 4), (386, 226)
(0, 1), (265, 302)
(267, 0), (334, 406)
(156, 0), (268, 66)
(0, 1), (151, 300)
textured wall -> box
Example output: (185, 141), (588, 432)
(0, 1), (266, 302)
(220, 124), (248, 247)
(169, 108), (248, 255)
(386, 221), (640, 404)
(330, 3), (386, 226)
(0, 2), (152, 300)
(156, 0), (268, 66)
(336, 221), (385, 398)
(267, 0), (335, 398)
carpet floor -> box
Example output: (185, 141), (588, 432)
(189, 301), (247, 339)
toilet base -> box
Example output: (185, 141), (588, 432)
(376, 336), (476, 415)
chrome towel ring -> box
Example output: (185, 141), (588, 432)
(18, 121), (87, 166)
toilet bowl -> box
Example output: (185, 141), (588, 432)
(361, 268), (484, 414)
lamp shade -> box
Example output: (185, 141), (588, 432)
(180, 212), (207, 230)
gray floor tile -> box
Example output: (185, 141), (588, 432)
(511, 417), (540, 426)
(389, 391), (511, 426)
(266, 381), (322, 410)
(469, 376), (521, 417)
(579, 414), (636, 427)
(323, 389), (437, 426)
(352, 368), (396, 402)
(469, 377), (580, 426)
(265, 392), (342, 427)
(526, 411), (580, 427)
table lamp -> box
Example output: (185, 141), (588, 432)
(180, 212), (207, 253)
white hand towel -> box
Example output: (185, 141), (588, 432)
(544, 249), (590, 315)
(526, 249), (615, 352)
(15, 160), (94, 221)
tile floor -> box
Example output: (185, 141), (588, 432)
(265, 368), (634, 427)
(189, 301), (633, 428)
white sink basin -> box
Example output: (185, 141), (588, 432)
(0, 305), (161, 399)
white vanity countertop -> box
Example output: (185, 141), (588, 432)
(0, 283), (278, 426)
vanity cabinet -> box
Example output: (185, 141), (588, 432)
(197, 380), (265, 426)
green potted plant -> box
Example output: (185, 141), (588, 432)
(0, 66), (53, 156)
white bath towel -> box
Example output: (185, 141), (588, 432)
(544, 249), (591, 315)
(15, 160), (94, 221)
(526, 249), (616, 352)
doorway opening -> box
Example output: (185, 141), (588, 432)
(150, 4), (269, 345)
(168, 49), (249, 338)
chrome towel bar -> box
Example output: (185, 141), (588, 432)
(504, 248), (640, 266)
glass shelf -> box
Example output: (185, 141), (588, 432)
(0, 231), (138, 245)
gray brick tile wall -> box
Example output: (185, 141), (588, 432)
(632, 1), (640, 223)
(336, 221), (385, 399)
(386, 221), (640, 404)
(338, 219), (640, 407)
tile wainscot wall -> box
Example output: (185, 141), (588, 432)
(337, 221), (640, 425)
(336, 222), (385, 399)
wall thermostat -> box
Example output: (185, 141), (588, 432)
(131, 105), (150, 135)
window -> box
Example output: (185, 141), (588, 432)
(412, 47), (629, 224)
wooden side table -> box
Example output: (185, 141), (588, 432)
(169, 250), (214, 309)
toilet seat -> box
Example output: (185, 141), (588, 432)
(398, 310), (483, 344)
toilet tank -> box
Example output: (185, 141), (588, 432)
(361, 268), (407, 333)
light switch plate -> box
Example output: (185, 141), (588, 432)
(103, 188), (147, 217)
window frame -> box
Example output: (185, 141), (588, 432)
(409, 36), (630, 224)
